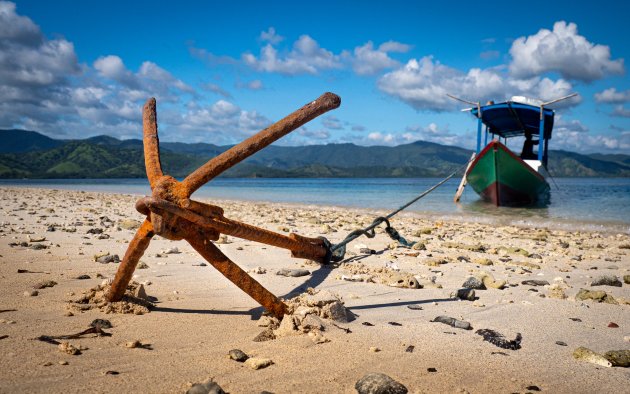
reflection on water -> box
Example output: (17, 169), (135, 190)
(1, 177), (629, 233)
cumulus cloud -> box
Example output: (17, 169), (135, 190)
(612, 105), (630, 118)
(595, 87), (630, 104)
(509, 21), (624, 82)
(552, 118), (629, 152)
(377, 56), (579, 111)
(201, 82), (232, 98)
(260, 27), (284, 45)
(242, 34), (341, 75)
(351, 41), (405, 76)
(322, 115), (343, 130)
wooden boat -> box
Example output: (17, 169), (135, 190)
(453, 95), (575, 206)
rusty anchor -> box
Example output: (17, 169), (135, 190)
(106, 93), (341, 319)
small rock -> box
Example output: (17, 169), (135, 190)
(244, 357), (273, 370)
(228, 349), (249, 362)
(575, 289), (617, 304)
(526, 385), (541, 391)
(462, 277), (485, 290)
(133, 284), (149, 301)
(186, 379), (226, 394)
(75, 274), (90, 280)
(33, 280), (57, 289)
(160, 247), (180, 255)
(308, 331), (330, 344)
(355, 372), (408, 394)
(250, 267), (267, 274)
(474, 258), (493, 266)
(125, 340), (142, 348)
(24, 290), (38, 297)
(276, 268), (310, 277)
(321, 300), (354, 323)
(454, 288), (476, 301)
(572, 346), (612, 367)
(90, 319), (112, 329)
(253, 329), (276, 342)
(58, 360), (69, 365)
(556, 341), (568, 346)
(96, 254), (120, 264)
(137, 262), (149, 269)
(623, 275), (630, 285)
(590, 275), (622, 287)
(118, 219), (142, 231)
(521, 280), (550, 286)
(58, 342), (80, 355)
(411, 242), (426, 251)
(604, 350), (630, 367)
(607, 322), (619, 328)
(369, 347), (381, 353)
(432, 316), (472, 330)
(427, 367), (437, 373)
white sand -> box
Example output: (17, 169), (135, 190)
(0, 187), (629, 393)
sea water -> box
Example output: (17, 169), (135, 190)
(1, 178), (629, 233)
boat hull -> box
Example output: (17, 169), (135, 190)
(466, 141), (550, 206)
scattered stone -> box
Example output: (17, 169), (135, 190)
(186, 379), (226, 394)
(432, 316), (472, 330)
(228, 349), (249, 362)
(133, 284), (149, 301)
(362, 322), (375, 326)
(427, 367), (437, 373)
(556, 341), (568, 346)
(253, 329), (276, 342)
(405, 345), (414, 353)
(87, 228), (103, 234)
(388, 322), (402, 326)
(369, 347), (381, 353)
(526, 385), (541, 391)
(160, 247), (180, 254)
(521, 280), (550, 286)
(27, 235), (46, 242)
(308, 330), (330, 344)
(411, 242), (426, 251)
(24, 290), (38, 297)
(125, 340), (141, 348)
(462, 277), (485, 290)
(388, 273), (421, 289)
(590, 275), (622, 287)
(276, 268), (310, 277)
(90, 319), (112, 329)
(58, 360), (69, 365)
(478, 272), (506, 289)
(575, 289), (617, 304)
(604, 350), (630, 367)
(104, 370), (119, 375)
(137, 261), (149, 269)
(607, 322), (619, 328)
(624, 275), (630, 285)
(96, 254), (120, 264)
(407, 304), (423, 310)
(454, 288), (476, 301)
(75, 275), (91, 280)
(355, 372), (408, 394)
(572, 346), (612, 367)
(249, 267), (267, 274)
(476, 329), (522, 350)
(68, 281), (153, 315)
(244, 357), (273, 370)
(58, 341), (80, 355)
(118, 219), (142, 231)
(33, 280), (57, 289)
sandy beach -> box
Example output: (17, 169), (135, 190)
(0, 186), (629, 393)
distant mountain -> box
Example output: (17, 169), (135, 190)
(0, 129), (629, 178)
(0, 129), (64, 153)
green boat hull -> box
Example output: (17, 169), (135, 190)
(467, 141), (550, 206)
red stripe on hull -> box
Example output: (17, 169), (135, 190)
(480, 182), (545, 206)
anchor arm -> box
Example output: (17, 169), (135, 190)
(107, 219), (155, 302)
(180, 92), (341, 196)
(142, 98), (164, 189)
(183, 226), (288, 319)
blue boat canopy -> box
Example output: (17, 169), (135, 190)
(471, 101), (555, 139)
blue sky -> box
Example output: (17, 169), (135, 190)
(2, 0), (629, 153)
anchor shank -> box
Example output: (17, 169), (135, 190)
(107, 220), (155, 302)
(184, 227), (288, 318)
(181, 92), (341, 196)
(141, 197), (328, 262)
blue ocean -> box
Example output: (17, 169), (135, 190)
(1, 178), (629, 233)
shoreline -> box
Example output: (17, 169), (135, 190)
(1, 187), (629, 393)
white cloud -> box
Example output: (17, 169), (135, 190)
(322, 115), (343, 130)
(94, 55), (137, 87)
(509, 21), (624, 82)
(242, 35), (341, 75)
(595, 88), (630, 104)
(352, 41), (401, 76)
(201, 82), (232, 98)
(246, 79), (263, 90)
(260, 27), (284, 45)
(378, 41), (411, 53)
(377, 56), (577, 111)
(612, 105), (630, 118)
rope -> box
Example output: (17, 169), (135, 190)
(327, 158), (473, 263)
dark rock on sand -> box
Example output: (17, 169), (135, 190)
(228, 349), (249, 362)
(455, 288), (476, 301)
(276, 268), (310, 277)
(590, 275), (622, 287)
(462, 277), (485, 290)
(521, 280), (550, 286)
(187, 379), (226, 394)
(355, 372), (408, 394)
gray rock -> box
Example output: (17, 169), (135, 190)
(455, 288), (476, 301)
(244, 357), (273, 370)
(604, 350), (630, 367)
(431, 315), (472, 330)
(322, 300), (355, 323)
(33, 280), (57, 289)
(591, 275), (622, 287)
(521, 280), (550, 286)
(355, 372), (408, 394)
(276, 268), (310, 277)
(228, 349), (249, 362)
(624, 275), (630, 285)
(186, 379), (226, 394)
(118, 219), (142, 231)
(462, 277), (485, 290)
(97, 254), (120, 264)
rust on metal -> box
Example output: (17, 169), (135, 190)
(106, 93), (340, 318)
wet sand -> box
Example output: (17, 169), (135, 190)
(0, 187), (629, 393)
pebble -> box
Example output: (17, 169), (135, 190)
(355, 373), (408, 394)
(624, 275), (630, 285)
(58, 342), (80, 355)
(186, 379), (226, 394)
(573, 346), (612, 367)
(369, 347), (381, 353)
(58, 360), (68, 365)
(244, 357), (273, 370)
(590, 275), (622, 287)
(253, 329), (276, 342)
(276, 268), (310, 277)
(118, 219), (142, 231)
(432, 316), (472, 330)
(521, 280), (550, 286)
(607, 322), (619, 328)
(555, 341), (568, 346)
(33, 280), (57, 289)
(462, 277), (485, 290)
(454, 288), (476, 301)
(575, 289), (617, 304)
(96, 254), (120, 264)
(24, 290), (38, 297)
(604, 350), (630, 367)
(249, 267), (267, 274)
